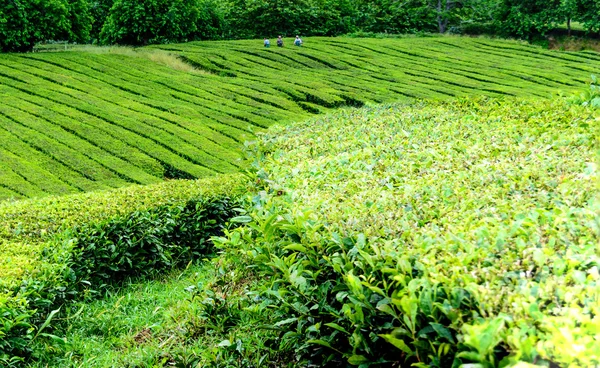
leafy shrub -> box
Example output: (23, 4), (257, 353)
(569, 74), (600, 108)
(213, 97), (599, 366)
(0, 174), (245, 362)
(65, 197), (239, 289)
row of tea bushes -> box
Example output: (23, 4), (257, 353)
(0, 174), (245, 365)
(212, 97), (599, 367)
(2, 37), (600, 200)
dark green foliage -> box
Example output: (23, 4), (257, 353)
(67, 198), (238, 287)
(0, 0), (91, 52)
(354, 0), (435, 34)
(88, 0), (113, 41)
(496, 0), (562, 38)
(0, 298), (35, 366)
(226, 0), (324, 38)
(61, 0), (93, 43)
(195, 0), (227, 39)
(574, 0), (600, 33)
(100, 0), (205, 45)
(3, 0), (600, 50)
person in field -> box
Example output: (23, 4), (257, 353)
(264, 38), (270, 47)
(277, 35), (284, 47)
(294, 35), (302, 46)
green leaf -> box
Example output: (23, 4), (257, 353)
(348, 355), (370, 365)
(289, 269), (307, 290)
(33, 307), (61, 341)
(274, 317), (298, 327)
(379, 334), (413, 355)
(218, 339), (232, 347)
(346, 271), (364, 294)
(430, 323), (455, 343)
(284, 243), (307, 253)
(230, 215), (252, 223)
(307, 339), (344, 354)
(325, 322), (350, 334)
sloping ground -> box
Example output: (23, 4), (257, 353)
(0, 36), (599, 200)
(156, 37), (600, 102)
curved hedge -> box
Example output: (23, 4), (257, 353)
(0, 174), (245, 365)
(213, 97), (599, 367)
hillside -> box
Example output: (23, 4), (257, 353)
(1, 36), (600, 201)
(22, 97), (597, 367)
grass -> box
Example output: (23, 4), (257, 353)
(1, 36), (599, 200)
(31, 263), (215, 367)
(548, 36), (600, 52)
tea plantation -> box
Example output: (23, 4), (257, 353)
(0, 36), (599, 367)
(1, 36), (600, 200)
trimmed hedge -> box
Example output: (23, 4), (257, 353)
(0, 174), (245, 365)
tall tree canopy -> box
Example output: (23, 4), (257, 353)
(0, 0), (91, 51)
(88, 0), (114, 41)
(1, 0), (599, 52)
(574, 0), (600, 33)
(495, 0), (562, 39)
(100, 0), (223, 45)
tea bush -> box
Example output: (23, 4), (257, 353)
(569, 74), (600, 108)
(212, 98), (599, 366)
(0, 174), (245, 364)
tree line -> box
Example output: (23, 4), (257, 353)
(1, 0), (599, 52)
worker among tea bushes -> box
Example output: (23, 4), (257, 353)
(277, 35), (284, 47)
(294, 35), (303, 46)
(264, 38), (270, 47)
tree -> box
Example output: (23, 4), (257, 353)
(0, 0), (91, 52)
(495, 0), (562, 39)
(560, 0), (577, 36)
(62, 0), (93, 43)
(194, 0), (227, 39)
(89, 0), (114, 41)
(574, 0), (600, 34)
(100, 0), (202, 45)
(355, 0), (435, 34)
(431, 0), (461, 33)
(226, 0), (318, 38)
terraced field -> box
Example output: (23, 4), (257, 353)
(1, 36), (599, 201)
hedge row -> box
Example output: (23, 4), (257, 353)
(0, 174), (245, 365)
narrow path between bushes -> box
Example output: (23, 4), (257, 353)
(30, 263), (217, 367)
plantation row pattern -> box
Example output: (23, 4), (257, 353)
(1, 36), (599, 200)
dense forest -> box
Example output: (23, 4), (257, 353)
(0, 0), (599, 52)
